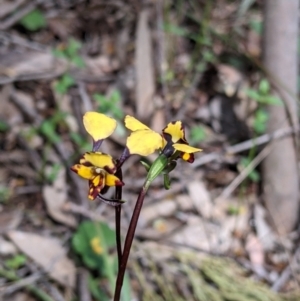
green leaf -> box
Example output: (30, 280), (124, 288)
(88, 275), (110, 301)
(258, 79), (270, 95)
(261, 95), (282, 105)
(71, 55), (85, 68)
(52, 48), (68, 59)
(248, 169), (260, 182)
(240, 157), (261, 182)
(163, 23), (188, 36)
(5, 255), (27, 269)
(0, 120), (9, 132)
(253, 108), (268, 134)
(46, 163), (61, 183)
(66, 38), (82, 58)
(54, 73), (75, 94)
(249, 20), (263, 34)
(190, 125), (206, 144)
(19, 9), (46, 31)
(245, 88), (261, 101)
(72, 221), (116, 271)
(40, 120), (61, 144)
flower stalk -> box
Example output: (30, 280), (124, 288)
(70, 111), (202, 301)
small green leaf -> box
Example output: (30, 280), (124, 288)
(258, 79), (270, 95)
(19, 9), (46, 31)
(66, 38), (82, 57)
(5, 255), (27, 269)
(249, 20), (263, 34)
(0, 120), (9, 132)
(88, 275), (110, 301)
(245, 88), (261, 101)
(240, 157), (261, 182)
(71, 55), (85, 68)
(163, 23), (188, 36)
(40, 120), (61, 144)
(253, 108), (268, 134)
(46, 163), (61, 183)
(54, 73), (75, 94)
(189, 125), (206, 144)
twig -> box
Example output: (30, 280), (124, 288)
(0, 1), (38, 30)
(78, 82), (93, 112)
(219, 144), (272, 199)
(0, 0), (27, 19)
(0, 268), (54, 301)
(271, 245), (300, 292)
(193, 124), (300, 168)
(0, 72), (114, 86)
(0, 31), (47, 51)
(78, 269), (92, 301)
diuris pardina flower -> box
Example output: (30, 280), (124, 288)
(71, 112), (123, 201)
(161, 121), (201, 163)
(71, 152), (124, 200)
(124, 115), (201, 161)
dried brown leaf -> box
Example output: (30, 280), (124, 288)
(43, 168), (77, 228)
(8, 231), (76, 288)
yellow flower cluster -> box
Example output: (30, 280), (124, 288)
(71, 112), (202, 201)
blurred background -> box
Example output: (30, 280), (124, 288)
(0, 0), (300, 300)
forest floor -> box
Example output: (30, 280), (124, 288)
(0, 1), (300, 300)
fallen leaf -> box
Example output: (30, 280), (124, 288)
(43, 168), (77, 228)
(8, 231), (76, 288)
(187, 181), (213, 218)
(245, 233), (265, 266)
(0, 236), (17, 255)
(135, 9), (155, 120)
(140, 199), (177, 226)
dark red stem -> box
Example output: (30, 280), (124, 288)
(113, 186), (148, 301)
(115, 168), (123, 268)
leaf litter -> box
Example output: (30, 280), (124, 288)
(0, 0), (299, 300)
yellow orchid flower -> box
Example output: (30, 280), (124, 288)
(162, 121), (202, 163)
(125, 115), (163, 156)
(124, 116), (201, 161)
(83, 111), (117, 143)
(71, 152), (124, 200)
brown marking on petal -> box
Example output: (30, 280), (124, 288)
(70, 165), (79, 174)
(88, 186), (101, 200)
(103, 161), (117, 174)
(115, 179), (125, 186)
(181, 152), (194, 163)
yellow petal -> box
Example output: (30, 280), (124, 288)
(181, 152), (194, 163)
(80, 152), (116, 173)
(88, 175), (105, 200)
(105, 174), (124, 186)
(124, 115), (150, 131)
(83, 112), (117, 141)
(163, 121), (185, 143)
(173, 143), (202, 153)
(126, 130), (163, 156)
(71, 164), (94, 180)
(90, 174), (105, 188)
